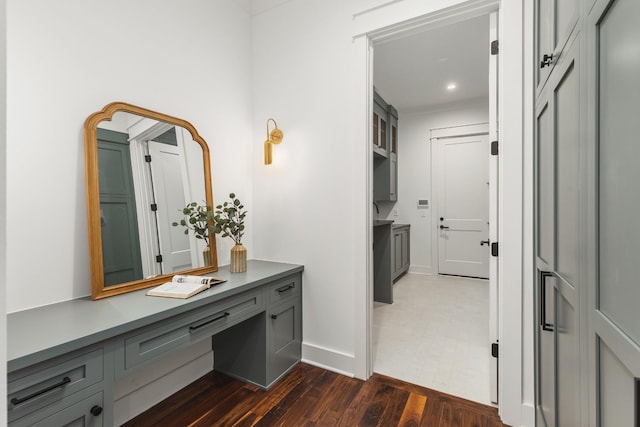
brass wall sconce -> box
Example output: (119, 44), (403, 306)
(264, 118), (284, 165)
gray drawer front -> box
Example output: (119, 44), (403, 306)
(10, 392), (104, 427)
(267, 275), (301, 305)
(123, 288), (264, 371)
(8, 348), (104, 423)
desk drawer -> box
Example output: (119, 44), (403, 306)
(10, 392), (104, 427)
(8, 348), (104, 423)
(123, 289), (263, 371)
(267, 274), (301, 306)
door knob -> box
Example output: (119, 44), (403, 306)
(440, 225), (449, 230)
(480, 240), (490, 246)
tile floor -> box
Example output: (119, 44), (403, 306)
(372, 273), (493, 406)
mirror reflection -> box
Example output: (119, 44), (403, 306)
(97, 112), (208, 286)
(85, 102), (217, 300)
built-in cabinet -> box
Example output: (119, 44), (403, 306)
(374, 222), (410, 304)
(7, 261), (303, 426)
(534, 0), (640, 425)
(392, 224), (410, 281)
(373, 89), (398, 202)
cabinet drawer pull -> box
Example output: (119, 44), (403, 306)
(10, 376), (71, 406)
(189, 312), (229, 332)
(271, 314), (278, 320)
(540, 272), (554, 332)
(540, 53), (554, 68)
(276, 284), (294, 293)
(91, 405), (103, 416)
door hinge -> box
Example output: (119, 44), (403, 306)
(491, 140), (498, 155)
(491, 242), (499, 257)
(145, 155), (152, 163)
(491, 342), (499, 358)
(156, 255), (163, 263)
(491, 40), (499, 55)
(150, 203), (158, 212)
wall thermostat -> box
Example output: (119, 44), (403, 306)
(417, 199), (429, 208)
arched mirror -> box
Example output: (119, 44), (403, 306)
(84, 102), (218, 299)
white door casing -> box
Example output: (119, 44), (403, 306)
(433, 130), (490, 279)
(488, 10), (499, 404)
(358, 1), (525, 423)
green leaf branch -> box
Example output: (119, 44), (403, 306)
(209, 193), (247, 245)
(172, 202), (215, 245)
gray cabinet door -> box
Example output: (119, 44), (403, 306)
(590, 0), (640, 425)
(401, 228), (410, 272)
(394, 231), (402, 275)
(389, 159), (398, 201)
(535, 0), (579, 93)
(267, 297), (301, 386)
(534, 35), (581, 427)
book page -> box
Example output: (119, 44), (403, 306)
(172, 275), (225, 286)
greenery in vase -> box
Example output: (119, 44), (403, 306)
(172, 202), (215, 245)
(209, 193), (247, 245)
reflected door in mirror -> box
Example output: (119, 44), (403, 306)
(97, 129), (144, 285)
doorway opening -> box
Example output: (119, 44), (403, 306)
(369, 11), (498, 406)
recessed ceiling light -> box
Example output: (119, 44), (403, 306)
(447, 83), (457, 90)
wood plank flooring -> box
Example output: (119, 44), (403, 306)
(122, 363), (509, 427)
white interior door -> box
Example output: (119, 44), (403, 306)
(437, 133), (490, 279)
(148, 140), (193, 273)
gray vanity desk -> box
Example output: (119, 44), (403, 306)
(7, 260), (303, 426)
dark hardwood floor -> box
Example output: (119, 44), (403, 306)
(122, 363), (509, 427)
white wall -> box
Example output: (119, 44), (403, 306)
(388, 98), (489, 275)
(6, 0), (253, 422)
(251, 0), (360, 374)
(1, 0), (8, 424)
(6, 0), (253, 311)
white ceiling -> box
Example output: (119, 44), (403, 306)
(233, 0), (294, 15)
(373, 14), (490, 111)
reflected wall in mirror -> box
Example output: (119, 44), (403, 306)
(85, 102), (218, 299)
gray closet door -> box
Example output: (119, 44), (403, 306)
(535, 0), (579, 94)
(590, 0), (640, 425)
(535, 34), (581, 427)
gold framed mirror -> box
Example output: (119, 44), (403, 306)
(84, 102), (218, 299)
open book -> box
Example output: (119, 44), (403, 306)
(146, 274), (226, 299)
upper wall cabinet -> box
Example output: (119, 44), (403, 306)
(535, 0), (580, 94)
(373, 89), (398, 202)
(373, 92), (388, 157)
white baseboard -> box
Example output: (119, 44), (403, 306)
(520, 403), (535, 427)
(114, 340), (213, 425)
(302, 342), (355, 378)
(408, 265), (432, 275)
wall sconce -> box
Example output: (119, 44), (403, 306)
(264, 118), (283, 165)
